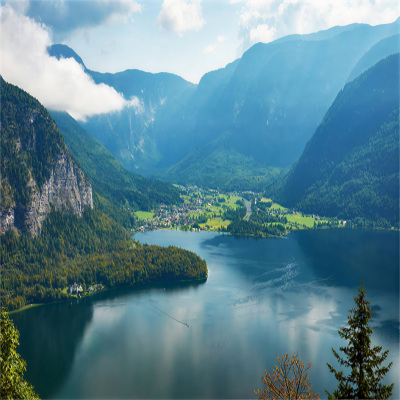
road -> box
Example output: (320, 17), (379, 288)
(244, 199), (252, 221)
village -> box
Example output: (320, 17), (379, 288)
(134, 185), (342, 234)
(135, 185), (244, 232)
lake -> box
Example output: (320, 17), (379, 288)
(11, 229), (399, 399)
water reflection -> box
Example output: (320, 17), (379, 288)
(11, 300), (94, 398)
(11, 230), (399, 399)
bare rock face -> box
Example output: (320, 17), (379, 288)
(1, 152), (93, 235)
(1, 77), (94, 235)
(0, 210), (15, 232)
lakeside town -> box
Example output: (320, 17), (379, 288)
(134, 185), (343, 234)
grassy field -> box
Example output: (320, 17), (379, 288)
(221, 194), (242, 208)
(286, 213), (330, 228)
(261, 197), (288, 211)
(199, 218), (231, 230)
(135, 211), (155, 220)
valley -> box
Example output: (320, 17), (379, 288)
(134, 185), (343, 237)
(1, 6), (399, 399)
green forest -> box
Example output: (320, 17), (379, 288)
(0, 76), (68, 212)
(0, 78), (207, 312)
(273, 55), (399, 228)
(1, 204), (207, 311)
(50, 110), (181, 228)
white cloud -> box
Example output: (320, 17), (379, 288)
(235, 0), (400, 52)
(157, 0), (205, 34)
(127, 96), (144, 114)
(249, 23), (276, 43)
(0, 5), (140, 121)
(12, 0), (142, 38)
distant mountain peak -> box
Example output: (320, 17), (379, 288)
(48, 44), (86, 69)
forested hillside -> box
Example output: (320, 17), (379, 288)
(0, 79), (207, 312)
(50, 110), (180, 227)
(1, 209), (207, 311)
(273, 54), (400, 227)
(0, 76), (93, 234)
(49, 19), (399, 190)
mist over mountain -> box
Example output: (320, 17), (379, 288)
(50, 110), (181, 217)
(347, 34), (400, 81)
(49, 18), (399, 189)
(273, 54), (400, 226)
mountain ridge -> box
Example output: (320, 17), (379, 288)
(0, 76), (93, 235)
(48, 18), (400, 191)
(272, 54), (400, 226)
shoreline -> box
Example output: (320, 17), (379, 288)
(8, 277), (208, 315)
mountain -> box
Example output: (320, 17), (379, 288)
(0, 77), (93, 235)
(166, 131), (285, 191)
(157, 19), (399, 171)
(48, 43), (86, 69)
(48, 43), (196, 172)
(50, 110), (181, 220)
(273, 54), (400, 226)
(0, 79), (207, 312)
(347, 34), (400, 81)
(49, 18), (400, 189)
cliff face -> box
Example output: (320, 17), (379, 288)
(24, 152), (93, 235)
(0, 77), (93, 235)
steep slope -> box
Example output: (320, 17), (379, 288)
(48, 19), (399, 188)
(48, 43), (86, 68)
(166, 131), (285, 191)
(0, 80), (207, 312)
(347, 34), (400, 81)
(0, 77), (93, 235)
(273, 54), (400, 226)
(162, 18), (399, 172)
(50, 111), (181, 212)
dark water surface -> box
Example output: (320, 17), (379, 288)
(12, 229), (399, 399)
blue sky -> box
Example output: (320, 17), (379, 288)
(1, 0), (399, 119)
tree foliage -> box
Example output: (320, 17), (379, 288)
(50, 110), (181, 215)
(0, 76), (68, 211)
(326, 282), (394, 399)
(256, 353), (319, 400)
(0, 309), (40, 399)
(1, 207), (207, 311)
(274, 55), (400, 227)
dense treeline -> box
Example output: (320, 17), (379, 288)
(0, 78), (207, 312)
(50, 111), (181, 215)
(1, 207), (207, 311)
(227, 220), (287, 237)
(166, 144), (285, 192)
(273, 55), (400, 227)
(222, 203), (247, 221)
(226, 201), (288, 237)
(0, 76), (69, 211)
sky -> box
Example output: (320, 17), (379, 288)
(1, 0), (399, 120)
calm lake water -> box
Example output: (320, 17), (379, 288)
(12, 229), (399, 399)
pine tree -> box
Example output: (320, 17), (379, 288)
(326, 282), (394, 399)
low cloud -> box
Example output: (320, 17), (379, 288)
(249, 24), (276, 44)
(127, 96), (145, 114)
(157, 0), (205, 34)
(236, 0), (400, 52)
(16, 0), (142, 38)
(0, 5), (138, 121)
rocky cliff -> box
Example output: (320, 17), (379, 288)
(0, 77), (93, 235)
(24, 152), (93, 235)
